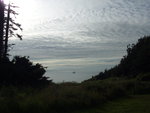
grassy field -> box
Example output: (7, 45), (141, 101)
(73, 94), (150, 113)
(0, 77), (149, 113)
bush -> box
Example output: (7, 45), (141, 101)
(137, 73), (150, 81)
(0, 78), (150, 113)
(0, 56), (51, 87)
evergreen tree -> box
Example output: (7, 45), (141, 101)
(0, 1), (51, 86)
(0, 0), (5, 60)
(87, 36), (150, 81)
(0, 0), (22, 60)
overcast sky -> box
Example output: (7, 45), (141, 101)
(10, 0), (150, 82)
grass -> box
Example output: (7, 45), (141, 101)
(0, 77), (149, 113)
(73, 94), (150, 113)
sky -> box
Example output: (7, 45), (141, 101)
(10, 0), (150, 82)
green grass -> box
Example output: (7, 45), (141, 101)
(73, 94), (150, 113)
(0, 77), (149, 113)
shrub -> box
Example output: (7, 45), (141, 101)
(137, 73), (150, 81)
(0, 56), (51, 87)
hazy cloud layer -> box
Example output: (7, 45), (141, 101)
(10, 0), (150, 82)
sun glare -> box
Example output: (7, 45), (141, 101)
(4, 0), (37, 20)
(4, 0), (28, 4)
(4, 0), (38, 35)
(4, 0), (37, 12)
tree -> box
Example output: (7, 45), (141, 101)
(0, 1), (51, 86)
(87, 36), (150, 81)
(0, 0), (5, 60)
(0, 0), (22, 60)
(0, 56), (51, 86)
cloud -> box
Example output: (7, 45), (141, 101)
(33, 57), (121, 69)
(11, 0), (150, 82)
(21, 0), (150, 43)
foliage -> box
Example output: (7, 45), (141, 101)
(0, 1), (51, 87)
(0, 0), (22, 59)
(137, 73), (150, 81)
(0, 56), (51, 86)
(0, 78), (149, 113)
(73, 95), (150, 113)
(88, 36), (150, 81)
(0, 0), (5, 59)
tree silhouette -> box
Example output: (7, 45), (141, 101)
(0, 56), (51, 86)
(0, 0), (5, 60)
(87, 36), (150, 81)
(0, 1), (51, 86)
(0, 0), (22, 60)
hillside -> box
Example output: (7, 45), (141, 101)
(87, 36), (150, 81)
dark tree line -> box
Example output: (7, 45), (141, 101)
(0, 1), (51, 86)
(88, 36), (150, 81)
(0, 0), (5, 60)
(0, 0), (22, 60)
(0, 56), (51, 86)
